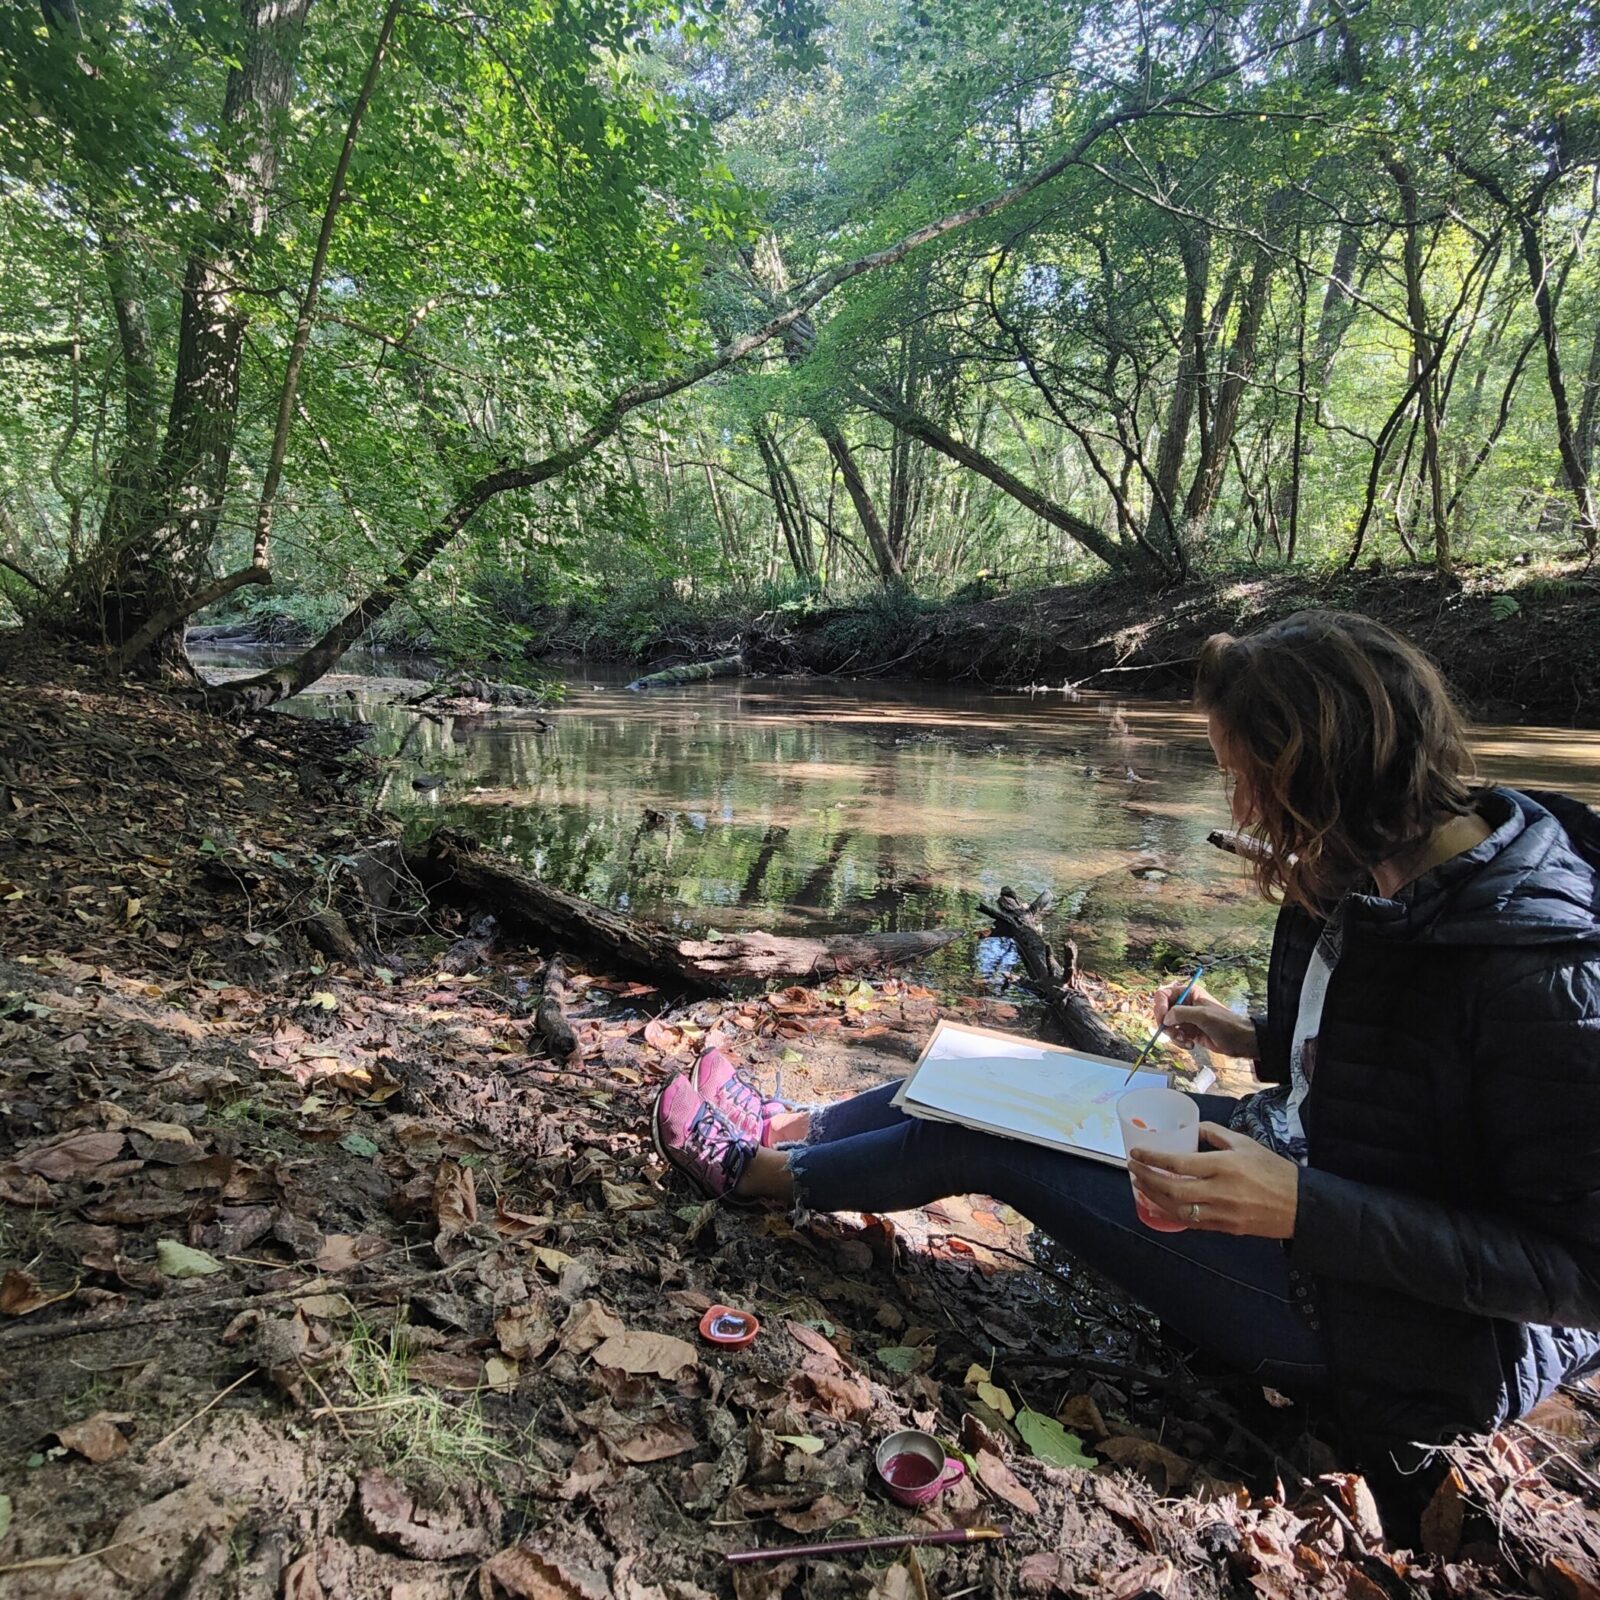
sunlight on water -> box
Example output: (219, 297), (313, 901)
(198, 649), (1600, 1000)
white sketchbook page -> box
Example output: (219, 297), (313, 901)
(890, 1020), (1169, 1167)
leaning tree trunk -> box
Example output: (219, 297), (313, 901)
(406, 829), (969, 992)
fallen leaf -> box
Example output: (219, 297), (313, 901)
(591, 1330), (698, 1380)
(55, 1410), (132, 1462)
(974, 1448), (1040, 1516)
(1016, 1409), (1095, 1470)
(359, 1467), (501, 1559)
(17, 1128), (125, 1180)
(0, 1492), (10, 1541)
(0, 1269), (50, 1316)
(976, 1379), (1015, 1420)
(775, 1434), (826, 1454)
(155, 1238), (224, 1278)
(314, 1232), (387, 1273)
(408, 1351), (483, 1390)
(481, 1543), (611, 1599)
(614, 1413), (697, 1462)
(785, 1319), (844, 1367)
(559, 1300), (625, 1356)
(1095, 1434), (1193, 1494)
(102, 1481), (241, 1587)
(496, 1304), (555, 1361)
(774, 1493), (854, 1534)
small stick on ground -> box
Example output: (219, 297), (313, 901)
(146, 1367), (259, 1457)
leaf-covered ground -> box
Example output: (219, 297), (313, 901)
(1, 661), (1597, 1599)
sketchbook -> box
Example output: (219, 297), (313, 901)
(891, 1020), (1173, 1168)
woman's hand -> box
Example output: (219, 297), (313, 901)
(1127, 1123), (1300, 1239)
(1151, 979), (1257, 1059)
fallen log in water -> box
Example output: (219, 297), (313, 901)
(626, 652), (746, 691)
(407, 828), (968, 991)
(979, 886), (1137, 1061)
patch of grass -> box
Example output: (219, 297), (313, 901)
(341, 1320), (519, 1482)
(212, 1096), (281, 1131)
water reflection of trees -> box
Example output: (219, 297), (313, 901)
(304, 687), (1280, 984)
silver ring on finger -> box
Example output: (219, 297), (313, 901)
(1188, 1202), (1201, 1225)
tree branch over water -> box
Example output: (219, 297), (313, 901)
(204, 10), (1353, 710)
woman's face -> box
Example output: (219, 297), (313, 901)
(1206, 710), (1253, 828)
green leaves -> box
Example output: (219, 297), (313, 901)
(1015, 1409), (1096, 1471)
(155, 1240), (224, 1278)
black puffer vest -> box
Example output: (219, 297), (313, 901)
(1262, 789), (1600, 1448)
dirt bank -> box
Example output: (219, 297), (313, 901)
(740, 566), (1600, 728)
(1, 664), (1595, 1598)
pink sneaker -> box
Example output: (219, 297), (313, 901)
(691, 1049), (790, 1147)
(651, 1073), (756, 1199)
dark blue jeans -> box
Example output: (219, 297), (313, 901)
(788, 1080), (1331, 1394)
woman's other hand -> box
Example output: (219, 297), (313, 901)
(1127, 1123), (1300, 1239)
(1151, 979), (1257, 1059)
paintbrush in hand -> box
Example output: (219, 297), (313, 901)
(1124, 964), (1205, 1083)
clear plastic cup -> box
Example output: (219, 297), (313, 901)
(1117, 1085), (1200, 1233)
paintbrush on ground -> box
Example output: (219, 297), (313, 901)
(726, 1525), (1009, 1564)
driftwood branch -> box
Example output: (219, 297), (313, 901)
(626, 653), (747, 691)
(407, 829), (968, 992)
(979, 886), (1137, 1061)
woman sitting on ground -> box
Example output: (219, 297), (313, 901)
(651, 611), (1600, 1458)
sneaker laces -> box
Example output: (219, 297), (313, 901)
(687, 1100), (752, 1190)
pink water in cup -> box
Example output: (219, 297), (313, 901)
(1117, 1085), (1199, 1233)
(874, 1428), (966, 1508)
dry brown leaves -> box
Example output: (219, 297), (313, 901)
(479, 1544), (611, 1599)
(591, 1329), (698, 1380)
(358, 1467), (502, 1559)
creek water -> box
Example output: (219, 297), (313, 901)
(199, 647), (1600, 1004)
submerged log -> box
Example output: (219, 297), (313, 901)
(979, 886), (1137, 1062)
(407, 828), (968, 991)
(626, 653), (746, 691)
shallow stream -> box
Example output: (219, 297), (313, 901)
(199, 648), (1600, 1003)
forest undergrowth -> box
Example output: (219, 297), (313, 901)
(0, 655), (1597, 1599)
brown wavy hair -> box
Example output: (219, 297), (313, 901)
(1195, 611), (1480, 911)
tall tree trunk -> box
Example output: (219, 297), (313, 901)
(1450, 158), (1599, 552)
(752, 422), (814, 579)
(81, 0), (312, 666)
(1146, 225), (1209, 565)
(1384, 153), (1450, 572)
(1181, 240), (1276, 532)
